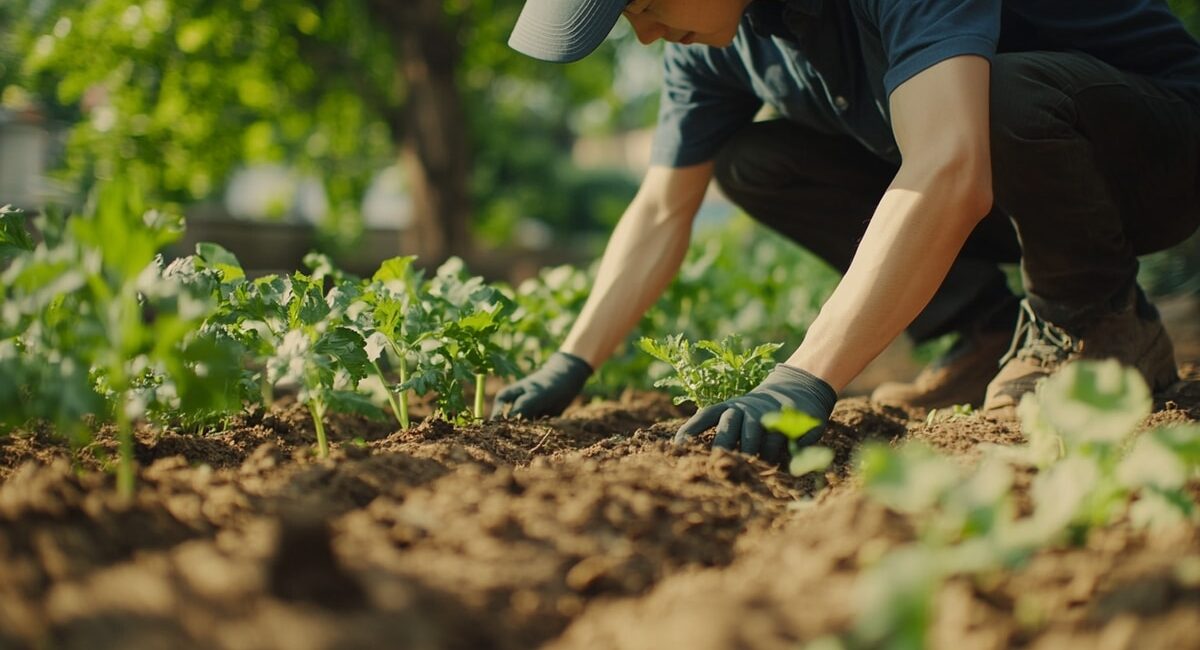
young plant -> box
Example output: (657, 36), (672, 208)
(442, 305), (520, 420)
(2, 183), (242, 497)
(404, 257), (519, 421)
(356, 256), (433, 429)
(639, 333), (782, 407)
(265, 271), (380, 458)
(78, 197), (244, 495)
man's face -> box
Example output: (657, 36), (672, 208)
(622, 0), (752, 48)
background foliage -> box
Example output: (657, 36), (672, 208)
(1, 0), (652, 251)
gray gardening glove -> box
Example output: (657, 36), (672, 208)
(674, 364), (837, 465)
(492, 351), (592, 419)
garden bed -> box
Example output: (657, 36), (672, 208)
(2, 366), (1199, 650)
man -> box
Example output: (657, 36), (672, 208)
(493, 0), (1200, 464)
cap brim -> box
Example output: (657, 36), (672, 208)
(508, 0), (628, 63)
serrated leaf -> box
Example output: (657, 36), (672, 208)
(286, 272), (330, 326)
(456, 309), (498, 331)
(314, 326), (370, 380)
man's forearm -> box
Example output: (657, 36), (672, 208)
(560, 204), (693, 368)
(786, 165), (992, 391)
(560, 164), (712, 369)
(787, 55), (994, 392)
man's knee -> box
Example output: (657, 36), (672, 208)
(989, 52), (1080, 161)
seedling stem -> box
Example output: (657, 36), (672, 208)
(116, 401), (135, 500)
(309, 401), (329, 458)
(474, 372), (486, 421)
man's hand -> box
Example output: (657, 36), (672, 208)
(492, 351), (593, 419)
(674, 364), (837, 465)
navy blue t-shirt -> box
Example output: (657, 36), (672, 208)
(650, 0), (1200, 167)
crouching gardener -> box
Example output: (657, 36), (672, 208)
(493, 0), (1200, 463)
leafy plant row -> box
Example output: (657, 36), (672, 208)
(1, 194), (540, 496)
(0, 189), (839, 498)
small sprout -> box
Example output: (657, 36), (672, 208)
(763, 407), (830, 476)
(925, 403), (974, 425)
(762, 407), (820, 440)
(789, 446), (834, 477)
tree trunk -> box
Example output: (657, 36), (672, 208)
(371, 0), (473, 267)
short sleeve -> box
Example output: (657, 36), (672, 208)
(650, 44), (763, 167)
(856, 0), (1001, 97)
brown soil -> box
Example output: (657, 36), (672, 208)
(1, 369), (1199, 650)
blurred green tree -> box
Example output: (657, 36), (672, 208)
(4, 0), (647, 263)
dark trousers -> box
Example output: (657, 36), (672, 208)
(713, 51), (1200, 342)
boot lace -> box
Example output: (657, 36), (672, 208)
(999, 299), (1081, 368)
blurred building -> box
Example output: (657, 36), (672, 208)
(0, 107), (48, 209)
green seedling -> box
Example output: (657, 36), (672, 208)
(762, 407), (832, 477)
(639, 333), (782, 408)
(265, 272), (380, 458)
(358, 256), (432, 429)
(406, 257), (519, 421)
(925, 402), (974, 425)
(2, 183), (242, 498)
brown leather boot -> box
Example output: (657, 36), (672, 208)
(982, 295), (1179, 420)
(871, 327), (1013, 410)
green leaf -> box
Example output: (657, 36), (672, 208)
(1034, 359), (1151, 446)
(195, 242), (245, 282)
(1152, 425), (1200, 465)
(373, 256), (417, 286)
(286, 272), (330, 326)
(789, 445), (834, 477)
(456, 309), (499, 332)
(763, 407), (821, 441)
(314, 326), (370, 380)
(1117, 433), (1188, 490)
(1025, 456), (1100, 542)
(0, 205), (35, 260)
(1129, 488), (1196, 530)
